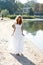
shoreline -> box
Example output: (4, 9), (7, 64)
(0, 18), (43, 65)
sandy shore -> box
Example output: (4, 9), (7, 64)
(0, 18), (43, 65)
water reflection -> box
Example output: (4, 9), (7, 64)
(24, 30), (43, 53)
(23, 21), (43, 53)
(23, 21), (43, 33)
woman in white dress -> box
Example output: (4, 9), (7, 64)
(8, 15), (24, 56)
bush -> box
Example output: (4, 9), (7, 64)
(35, 15), (43, 19)
(1, 9), (9, 17)
(7, 15), (35, 19)
(7, 15), (17, 19)
(22, 15), (35, 19)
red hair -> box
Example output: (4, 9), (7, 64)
(16, 16), (22, 25)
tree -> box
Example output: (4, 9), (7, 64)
(34, 3), (40, 12)
(9, 0), (16, 3)
(39, 4), (43, 12)
(16, 2), (23, 14)
(0, 0), (18, 14)
(1, 9), (9, 17)
(29, 8), (34, 15)
(0, 8), (1, 12)
(0, 0), (23, 14)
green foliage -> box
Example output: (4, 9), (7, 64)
(22, 15), (35, 19)
(7, 14), (35, 19)
(0, 0), (43, 16)
(0, 0), (35, 15)
(1, 9), (9, 17)
(0, 0), (36, 15)
(7, 15), (17, 19)
(0, 0), (18, 14)
(26, 0), (35, 8)
(16, 2), (23, 14)
(35, 16), (43, 19)
(29, 8), (34, 15)
(0, 8), (1, 12)
(23, 21), (43, 33)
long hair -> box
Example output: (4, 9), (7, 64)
(15, 15), (22, 25)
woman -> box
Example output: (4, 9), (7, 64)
(8, 15), (24, 56)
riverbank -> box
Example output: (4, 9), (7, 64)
(0, 18), (43, 65)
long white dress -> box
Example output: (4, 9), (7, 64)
(8, 24), (24, 54)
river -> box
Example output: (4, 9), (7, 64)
(24, 30), (43, 53)
(23, 20), (43, 53)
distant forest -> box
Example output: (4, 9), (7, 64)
(0, 0), (43, 15)
(0, 0), (23, 14)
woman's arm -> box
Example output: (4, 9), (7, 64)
(21, 25), (24, 36)
(12, 25), (16, 35)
